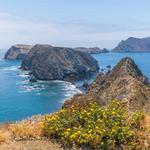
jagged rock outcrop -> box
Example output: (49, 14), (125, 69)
(113, 37), (150, 52)
(63, 57), (150, 111)
(74, 47), (109, 54)
(21, 44), (99, 82)
(4, 44), (33, 60)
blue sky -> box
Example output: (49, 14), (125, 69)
(0, 0), (150, 49)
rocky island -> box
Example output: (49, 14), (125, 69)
(4, 44), (33, 60)
(64, 57), (150, 111)
(113, 37), (150, 52)
(21, 44), (99, 82)
(74, 47), (109, 54)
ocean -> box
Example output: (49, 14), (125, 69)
(0, 50), (150, 122)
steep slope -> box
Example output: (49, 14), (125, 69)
(64, 57), (150, 111)
(113, 37), (150, 52)
(21, 44), (99, 82)
(4, 44), (33, 60)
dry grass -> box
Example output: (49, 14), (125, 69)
(142, 115), (150, 129)
(0, 115), (44, 143)
(0, 129), (10, 143)
(0, 113), (150, 149)
(0, 116), (63, 150)
(9, 120), (43, 140)
(9, 115), (44, 140)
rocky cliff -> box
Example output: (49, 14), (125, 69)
(74, 47), (109, 54)
(113, 37), (150, 52)
(63, 57), (150, 111)
(4, 44), (33, 60)
(21, 44), (99, 82)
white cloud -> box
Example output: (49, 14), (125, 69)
(0, 11), (150, 49)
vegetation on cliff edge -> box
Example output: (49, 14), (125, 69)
(43, 100), (148, 150)
(0, 100), (150, 150)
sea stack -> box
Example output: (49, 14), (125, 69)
(21, 44), (99, 82)
(4, 44), (33, 60)
(63, 57), (150, 111)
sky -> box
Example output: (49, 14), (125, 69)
(0, 0), (150, 49)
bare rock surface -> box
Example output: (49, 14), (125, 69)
(21, 44), (99, 82)
(4, 44), (33, 60)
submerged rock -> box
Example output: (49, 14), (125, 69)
(29, 75), (37, 82)
(63, 57), (150, 111)
(21, 44), (99, 82)
(82, 81), (89, 90)
(4, 44), (33, 60)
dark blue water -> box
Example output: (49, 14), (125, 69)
(0, 51), (150, 122)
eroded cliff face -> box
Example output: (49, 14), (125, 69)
(63, 57), (150, 111)
(21, 44), (99, 82)
(4, 44), (33, 60)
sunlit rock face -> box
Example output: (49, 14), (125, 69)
(64, 57), (150, 111)
(4, 44), (33, 60)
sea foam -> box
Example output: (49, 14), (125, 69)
(1, 66), (19, 71)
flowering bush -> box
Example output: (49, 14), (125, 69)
(43, 100), (145, 149)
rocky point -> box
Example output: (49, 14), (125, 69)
(63, 57), (150, 111)
(4, 44), (33, 60)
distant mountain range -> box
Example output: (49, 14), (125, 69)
(74, 47), (109, 54)
(75, 37), (150, 53)
(113, 37), (150, 52)
(4, 36), (150, 60)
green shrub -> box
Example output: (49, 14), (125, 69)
(43, 100), (145, 149)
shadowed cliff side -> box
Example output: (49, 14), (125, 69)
(21, 44), (99, 82)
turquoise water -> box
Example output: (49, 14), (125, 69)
(0, 51), (150, 122)
(93, 52), (150, 79)
(0, 51), (80, 122)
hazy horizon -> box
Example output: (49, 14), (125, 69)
(0, 0), (150, 49)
